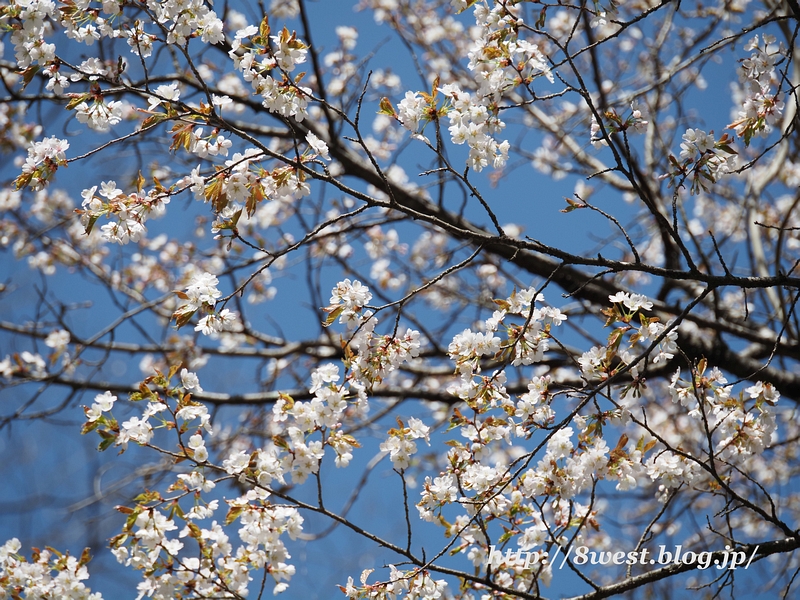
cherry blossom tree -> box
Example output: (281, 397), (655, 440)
(2, 0), (800, 598)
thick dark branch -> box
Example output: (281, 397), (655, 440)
(324, 142), (800, 400)
(566, 536), (800, 600)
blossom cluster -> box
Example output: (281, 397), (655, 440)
(188, 127), (232, 159)
(665, 128), (738, 194)
(590, 101), (650, 148)
(109, 494), (303, 598)
(0, 538), (103, 600)
(172, 271), (241, 336)
(183, 147), (311, 227)
(364, 225), (408, 290)
(448, 287), (566, 385)
(325, 278), (374, 326)
(0, 350), (47, 380)
(8, 0), (223, 120)
(669, 364), (779, 460)
(229, 19), (311, 121)
(73, 97), (125, 133)
(408, 288), (576, 578)
(729, 34), (785, 145)
(81, 368), (304, 597)
(380, 416), (430, 469)
(389, 1), (557, 170)
(410, 279), (784, 582)
(348, 320), (422, 392)
(14, 137), (69, 191)
(322, 26), (364, 97)
(449, 2), (551, 171)
(129, 490), (300, 596)
(130, 0), (224, 49)
(78, 298), (424, 596)
(342, 566), (447, 600)
(321, 280), (424, 464)
(9, 0), (57, 71)
(466, 2), (553, 99)
(79, 179), (170, 245)
(439, 83), (510, 171)
(271, 363), (350, 481)
(579, 292), (676, 385)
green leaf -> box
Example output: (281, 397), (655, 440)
(378, 97), (395, 116)
(84, 214), (100, 236)
(173, 307), (197, 330)
(273, 434), (290, 450)
(168, 501), (185, 520)
(81, 418), (100, 435)
(231, 208), (243, 226)
(98, 435), (115, 452)
(124, 507), (142, 532)
(455, 0), (480, 14)
(140, 112), (167, 130)
(133, 489), (161, 503)
(65, 93), (90, 110)
(79, 547), (92, 566)
(497, 530), (514, 544)
(225, 505), (244, 526)
(186, 522), (202, 539)
(20, 65), (40, 91)
(259, 15), (270, 39)
(323, 305), (344, 327)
